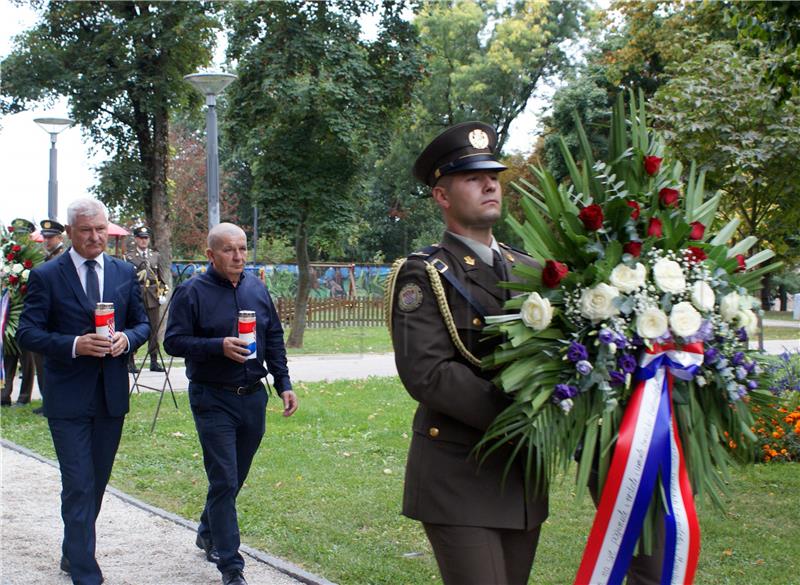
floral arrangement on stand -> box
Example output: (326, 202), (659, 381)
(752, 350), (800, 462)
(1, 223), (44, 363)
(480, 92), (781, 584)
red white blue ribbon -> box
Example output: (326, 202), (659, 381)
(574, 342), (703, 585)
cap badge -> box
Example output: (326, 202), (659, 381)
(468, 129), (489, 149)
(505, 252), (514, 262)
(464, 255), (475, 266)
(43, 221), (51, 228)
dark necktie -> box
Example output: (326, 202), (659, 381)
(85, 260), (101, 306)
(492, 249), (507, 282)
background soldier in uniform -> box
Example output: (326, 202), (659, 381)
(2, 218), (43, 408)
(386, 122), (547, 585)
(41, 219), (66, 261)
(125, 225), (168, 372)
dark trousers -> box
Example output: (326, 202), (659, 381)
(128, 305), (161, 366)
(423, 523), (541, 585)
(48, 382), (124, 585)
(189, 382), (267, 574)
(2, 348), (43, 404)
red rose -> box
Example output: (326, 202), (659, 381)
(9, 274), (18, 285)
(686, 246), (707, 264)
(578, 204), (604, 231)
(689, 221), (705, 240)
(5, 253), (14, 261)
(542, 260), (569, 288)
(7, 226), (14, 232)
(23, 259), (33, 269)
(647, 218), (663, 237)
(626, 200), (641, 220)
(20, 284), (27, 295)
(644, 156), (663, 176)
(623, 242), (642, 257)
(12, 245), (21, 252)
(735, 254), (746, 272)
(658, 187), (680, 207)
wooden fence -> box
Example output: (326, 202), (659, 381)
(276, 297), (385, 328)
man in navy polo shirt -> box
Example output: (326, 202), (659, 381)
(165, 222), (298, 585)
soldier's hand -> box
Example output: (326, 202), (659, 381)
(222, 337), (250, 363)
(281, 390), (299, 417)
(76, 333), (112, 358)
(109, 332), (128, 357)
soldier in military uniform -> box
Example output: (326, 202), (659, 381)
(386, 122), (547, 584)
(125, 225), (168, 372)
(2, 218), (44, 407)
(41, 218), (66, 261)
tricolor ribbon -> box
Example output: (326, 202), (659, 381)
(0, 290), (9, 383)
(574, 342), (703, 585)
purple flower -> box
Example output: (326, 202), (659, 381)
(732, 352), (745, 366)
(615, 332), (630, 348)
(567, 341), (589, 363)
(744, 360), (756, 374)
(554, 384), (579, 401)
(599, 329), (615, 344)
(618, 354), (637, 374)
(735, 327), (748, 342)
(576, 360), (594, 376)
(704, 347), (719, 364)
(687, 320), (714, 343)
(609, 371), (626, 387)
(736, 366), (748, 381)
(747, 380), (758, 390)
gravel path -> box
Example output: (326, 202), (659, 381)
(0, 442), (332, 585)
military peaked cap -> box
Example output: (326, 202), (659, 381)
(133, 225), (151, 238)
(40, 219), (65, 237)
(413, 121), (507, 187)
(10, 218), (36, 234)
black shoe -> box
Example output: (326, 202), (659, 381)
(222, 569), (247, 585)
(1, 401), (10, 407)
(196, 534), (220, 564)
(150, 362), (166, 372)
(32, 406), (44, 416)
(60, 556), (70, 573)
(128, 364), (140, 374)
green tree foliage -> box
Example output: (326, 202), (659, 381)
(361, 0), (586, 261)
(223, 0), (421, 347)
(1, 1), (219, 276)
(652, 40), (800, 306)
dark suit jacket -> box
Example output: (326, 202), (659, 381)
(390, 232), (548, 530)
(16, 250), (150, 418)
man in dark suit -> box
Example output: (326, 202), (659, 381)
(386, 122), (547, 584)
(17, 198), (150, 585)
(125, 224), (168, 373)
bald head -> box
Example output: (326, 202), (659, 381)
(206, 223), (248, 285)
(208, 223), (247, 251)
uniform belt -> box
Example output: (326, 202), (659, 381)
(213, 381), (264, 396)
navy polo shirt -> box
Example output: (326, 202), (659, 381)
(164, 265), (291, 393)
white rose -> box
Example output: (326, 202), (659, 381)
(637, 306), (669, 340)
(669, 301), (702, 338)
(21, 269), (30, 281)
(579, 283), (620, 323)
(520, 292), (553, 331)
(12, 263), (24, 275)
(690, 281), (715, 312)
(719, 292), (741, 322)
(609, 262), (647, 294)
(735, 309), (759, 335)
(652, 258), (686, 294)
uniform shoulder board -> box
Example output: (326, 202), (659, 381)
(498, 241), (531, 257)
(408, 243), (441, 258)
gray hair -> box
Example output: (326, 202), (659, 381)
(67, 198), (109, 225)
(207, 222), (247, 250)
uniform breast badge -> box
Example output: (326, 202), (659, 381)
(464, 255), (476, 266)
(397, 283), (424, 312)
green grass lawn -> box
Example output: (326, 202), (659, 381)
(2, 379), (798, 584)
(764, 311), (797, 322)
(761, 327), (799, 341)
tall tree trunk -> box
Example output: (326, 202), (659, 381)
(287, 221), (310, 348)
(150, 106), (172, 291)
(760, 274), (772, 311)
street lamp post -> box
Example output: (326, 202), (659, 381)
(34, 117), (74, 220)
(183, 72), (237, 229)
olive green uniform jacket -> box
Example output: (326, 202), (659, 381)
(125, 248), (166, 310)
(388, 232), (548, 530)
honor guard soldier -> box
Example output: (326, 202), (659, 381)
(2, 218), (43, 408)
(386, 122), (547, 584)
(40, 219), (66, 261)
(125, 225), (168, 372)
